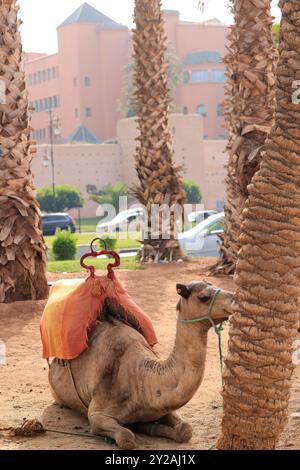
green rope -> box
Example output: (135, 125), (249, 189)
(45, 428), (115, 445)
(176, 288), (224, 384)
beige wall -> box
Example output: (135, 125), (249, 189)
(32, 115), (227, 218)
(202, 140), (227, 209)
(118, 113), (205, 190)
(32, 143), (122, 218)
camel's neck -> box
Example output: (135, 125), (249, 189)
(143, 321), (209, 412)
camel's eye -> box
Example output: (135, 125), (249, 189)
(198, 296), (211, 303)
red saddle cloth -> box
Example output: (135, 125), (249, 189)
(40, 273), (157, 360)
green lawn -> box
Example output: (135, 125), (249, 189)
(75, 217), (101, 233)
(45, 232), (141, 251)
(47, 257), (144, 273)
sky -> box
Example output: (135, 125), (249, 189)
(19, 0), (281, 55)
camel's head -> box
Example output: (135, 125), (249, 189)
(176, 280), (233, 329)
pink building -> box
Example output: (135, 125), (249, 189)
(25, 3), (228, 143)
(164, 12), (228, 139)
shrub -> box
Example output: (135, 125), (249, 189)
(98, 236), (117, 252)
(52, 230), (77, 261)
(37, 184), (84, 212)
(183, 180), (202, 204)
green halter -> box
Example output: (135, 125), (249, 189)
(176, 288), (224, 383)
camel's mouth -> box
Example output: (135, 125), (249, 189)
(214, 317), (229, 326)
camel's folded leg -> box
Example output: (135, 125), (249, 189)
(160, 412), (193, 442)
(88, 403), (136, 450)
(134, 413), (193, 443)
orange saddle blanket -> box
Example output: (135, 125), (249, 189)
(40, 274), (157, 360)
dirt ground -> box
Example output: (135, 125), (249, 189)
(0, 260), (299, 450)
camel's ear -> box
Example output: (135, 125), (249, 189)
(176, 284), (190, 299)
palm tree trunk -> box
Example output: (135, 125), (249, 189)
(132, 0), (186, 263)
(0, 0), (48, 302)
(218, 0), (300, 449)
(212, 0), (276, 275)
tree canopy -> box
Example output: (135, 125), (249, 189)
(87, 182), (133, 210)
(37, 185), (84, 212)
(183, 180), (202, 204)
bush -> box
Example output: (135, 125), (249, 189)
(37, 184), (84, 212)
(183, 180), (202, 204)
(98, 236), (117, 252)
(52, 230), (77, 261)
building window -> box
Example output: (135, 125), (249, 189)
(196, 104), (207, 117)
(57, 95), (60, 107)
(33, 73), (37, 85)
(29, 74), (33, 86)
(84, 76), (91, 87)
(38, 71), (42, 83)
(212, 69), (226, 82)
(52, 67), (56, 79)
(44, 97), (48, 110)
(182, 106), (189, 115)
(217, 104), (224, 116)
(191, 70), (209, 83)
(42, 70), (46, 81)
(73, 77), (77, 87)
(39, 99), (44, 112)
(53, 96), (58, 108)
(86, 107), (92, 117)
(47, 68), (51, 80)
(75, 108), (79, 118)
(35, 100), (39, 112)
(48, 96), (53, 109)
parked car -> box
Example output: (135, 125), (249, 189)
(41, 213), (76, 236)
(179, 212), (224, 257)
(96, 207), (144, 233)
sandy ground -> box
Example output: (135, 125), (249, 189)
(0, 260), (299, 450)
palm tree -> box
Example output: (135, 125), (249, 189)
(218, 0), (300, 449)
(132, 0), (186, 262)
(212, 0), (276, 275)
(0, 0), (48, 302)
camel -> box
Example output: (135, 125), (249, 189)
(49, 280), (233, 449)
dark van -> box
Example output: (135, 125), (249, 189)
(41, 213), (76, 236)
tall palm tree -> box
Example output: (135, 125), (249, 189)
(212, 0), (276, 275)
(0, 0), (48, 302)
(218, 0), (300, 449)
(132, 0), (186, 262)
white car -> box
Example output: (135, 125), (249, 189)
(188, 210), (217, 224)
(179, 212), (224, 257)
(96, 207), (144, 233)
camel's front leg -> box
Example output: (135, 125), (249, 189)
(134, 413), (192, 443)
(88, 401), (136, 450)
(160, 412), (193, 443)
